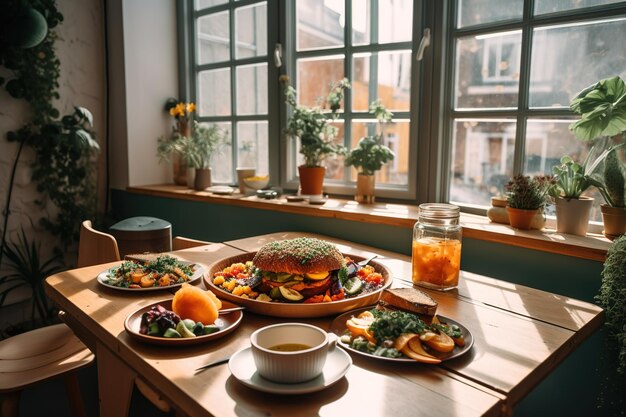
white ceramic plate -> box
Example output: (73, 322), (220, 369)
(97, 262), (204, 292)
(329, 307), (474, 363)
(207, 185), (235, 195)
(229, 346), (351, 394)
(204, 252), (392, 318)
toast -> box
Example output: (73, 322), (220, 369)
(379, 287), (438, 316)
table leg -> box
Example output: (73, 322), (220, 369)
(96, 343), (135, 417)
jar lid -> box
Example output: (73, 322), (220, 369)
(418, 203), (460, 220)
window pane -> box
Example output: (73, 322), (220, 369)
(197, 11), (230, 65)
(235, 2), (267, 59)
(196, 0), (228, 10)
(236, 64), (267, 115)
(323, 121), (345, 180)
(534, 0), (623, 15)
(524, 119), (604, 222)
(297, 0), (344, 50)
(237, 121), (269, 176)
(450, 119), (517, 206)
(198, 68), (231, 117)
(352, 0), (413, 45)
(210, 122), (233, 183)
(457, 0), (523, 28)
(351, 119), (410, 185)
(455, 31), (521, 109)
(529, 18), (626, 108)
(352, 52), (412, 112)
(296, 56), (345, 108)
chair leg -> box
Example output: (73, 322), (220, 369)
(1, 391), (21, 417)
(64, 372), (87, 417)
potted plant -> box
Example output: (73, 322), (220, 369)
(549, 155), (595, 236)
(158, 121), (228, 191)
(281, 75), (350, 196)
(569, 76), (626, 239)
(505, 175), (554, 230)
(162, 99), (196, 186)
(344, 99), (395, 203)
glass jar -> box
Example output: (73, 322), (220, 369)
(411, 203), (462, 290)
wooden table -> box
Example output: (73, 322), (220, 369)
(44, 232), (604, 417)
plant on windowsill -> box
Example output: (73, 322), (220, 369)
(158, 120), (229, 191)
(280, 75), (350, 196)
(569, 75), (626, 239)
(344, 99), (395, 204)
(505, 174), (554, 230)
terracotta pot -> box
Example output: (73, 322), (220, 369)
(194, 168), (212, 191)
(600, 204), (626, 240)
(298, 166), (326, 196)
(172, 153), (188, 186)
(356, 174), (375, 204)
(506, 207), (538, 230)
(554, 196), (594, 236)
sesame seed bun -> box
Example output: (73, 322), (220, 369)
(252, 238), (344, 275)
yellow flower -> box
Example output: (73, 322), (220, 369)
(185, 103), (196, 114)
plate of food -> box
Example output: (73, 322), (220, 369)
(203, 237), (392, 318)
(97, 255), (204, 291)
(124, 284), (243, 346)
(329, 287), (473, 363)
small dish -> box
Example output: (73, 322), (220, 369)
(243, 175), (270, 190)
(229, 346), (351, 394)
(124, 299), (243, 346)
(207, 185), (235, 195)
(97, 262), (204, 292)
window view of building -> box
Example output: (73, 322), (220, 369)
(187, 0), (626, 222)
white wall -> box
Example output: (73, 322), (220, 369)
(109, 0), (178, 189)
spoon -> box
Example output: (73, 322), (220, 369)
(358, 254), (379, 266)
(219, 306), (245, 314)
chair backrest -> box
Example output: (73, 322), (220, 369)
(172, 236), (212, 251)
(77, 220), (121, 267)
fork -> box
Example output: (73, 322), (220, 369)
(358, 254), (379, 266)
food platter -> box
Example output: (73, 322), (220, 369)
(97, 262), (204, 292)
(329, 307), (474, 363)
(204, 252), (392, 318)
(124, 299), (243, 346)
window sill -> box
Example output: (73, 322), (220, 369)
(127, 184), (611, 262)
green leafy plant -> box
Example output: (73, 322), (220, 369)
(0, 1), (99, 259)
(595, 234), (626, 374)
(345, 99), (396, 176)
(0, 228), (64, 324)
(506, 175), (554, 210)
(158, 120), (229, 169)
(281, 75), (350, 167)
(569, 76), (626, 209)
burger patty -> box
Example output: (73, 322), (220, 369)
(252, 237), (344, 275)
(258, 275), (333, 298)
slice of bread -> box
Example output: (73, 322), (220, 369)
(380, 287), (438, 316)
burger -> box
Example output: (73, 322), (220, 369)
(252, 237), (345, 301)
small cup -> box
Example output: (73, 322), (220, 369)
(236, 167), (256, 195)
(250, 323), (337, 383)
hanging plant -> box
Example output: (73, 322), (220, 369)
(0, 0), (100, 258)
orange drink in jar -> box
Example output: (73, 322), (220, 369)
(411, 238), (461, 289)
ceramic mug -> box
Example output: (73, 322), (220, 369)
(236, 167), (256, 195)
(250, 323), (337, 383)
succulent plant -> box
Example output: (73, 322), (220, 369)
(603, 148), (625, 208)
(506, 175), (554, 210)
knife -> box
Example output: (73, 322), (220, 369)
(194, 356), (231, 373)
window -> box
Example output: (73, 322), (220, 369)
(182, 0), (626, 222)
(447, 0), (626, 223)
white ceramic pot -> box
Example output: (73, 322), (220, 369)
(555, 196), (594, 236)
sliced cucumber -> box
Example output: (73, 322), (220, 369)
(269, 287), (282, 299)
(276, 273), (293, 282)
(279, 286), (304, 301)
(344, 277), (363, 295)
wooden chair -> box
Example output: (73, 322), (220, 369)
(0, 220), (117, 417)
(172, 236), (213, 250)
